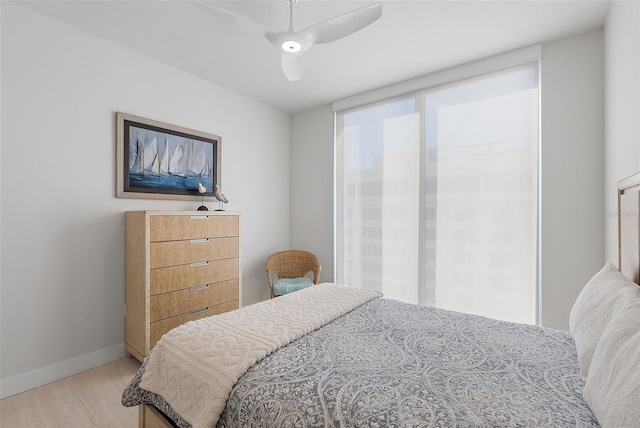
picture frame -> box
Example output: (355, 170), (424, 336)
(116, 112), (221, 200)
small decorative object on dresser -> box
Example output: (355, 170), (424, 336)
(197, 183), (208, 211)
(125, 210), (241, 362)
(213, 184), (228, 211)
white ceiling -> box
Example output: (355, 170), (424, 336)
(17, 0), (611, 114)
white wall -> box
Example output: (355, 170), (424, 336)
(292, 30), (606, 331)
(0, 2), (290, 398)
(540, 30), (605, 330)
(290, 105), (335, 281)
(604, 0), (640, 263)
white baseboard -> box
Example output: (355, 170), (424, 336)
(0, 343), (127, 399)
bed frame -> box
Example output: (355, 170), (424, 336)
(618, 172), (640, 284)
(139, 404), (173, 428)
(138, 172), (640, 428)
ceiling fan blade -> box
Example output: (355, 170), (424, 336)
(281, 54), (303, 81)
(194, 0), (381, 82)
(192, 0), (271, 38)
(304, 2), (382, 44)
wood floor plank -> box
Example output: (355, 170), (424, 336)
(1, 357), (141, 428)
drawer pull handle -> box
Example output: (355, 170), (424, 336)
(190, 238), (209, 244)
(190, 215), (209, 220)
(190, 284), (210, 291)
(190, 307), (210, 315)
(190, 261), (210, 268)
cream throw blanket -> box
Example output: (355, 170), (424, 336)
(140, 283), (382, 428)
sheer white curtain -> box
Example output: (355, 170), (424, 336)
(335, 62), (539, 324)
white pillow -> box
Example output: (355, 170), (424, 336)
(583, 292), (640, 428)
(569, 261), (639, 379)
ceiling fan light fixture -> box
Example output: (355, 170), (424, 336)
(281, 40), (302, 53)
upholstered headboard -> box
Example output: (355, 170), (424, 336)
(618, 172), (640, 284)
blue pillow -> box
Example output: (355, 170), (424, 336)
(273, 277), (314, 296)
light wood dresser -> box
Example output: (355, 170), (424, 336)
(125, 210), (241, 362)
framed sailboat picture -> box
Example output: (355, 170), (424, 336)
(116, 112), (221, 200)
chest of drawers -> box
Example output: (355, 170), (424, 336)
(125, 211), (241, 362)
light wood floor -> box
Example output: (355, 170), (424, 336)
(0, 357), (141, 428)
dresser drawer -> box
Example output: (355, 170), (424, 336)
(150, 237), (239, 268)
(149, 300), (238, 349)
(150, 279), (239, 322)
(150, 258), (239, 295)
(150, 215), (238, 242)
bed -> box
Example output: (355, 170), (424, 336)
(122, 173), (640, 428)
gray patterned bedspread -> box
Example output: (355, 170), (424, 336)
(123, 298), (599, 427)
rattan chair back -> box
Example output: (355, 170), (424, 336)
(265, 250), (321, 298)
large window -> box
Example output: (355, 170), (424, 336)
(335, 63), (539, 324)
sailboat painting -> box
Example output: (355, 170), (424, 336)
(116, 113), (221, 200)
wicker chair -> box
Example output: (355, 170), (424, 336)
(265, 250), (321, 298)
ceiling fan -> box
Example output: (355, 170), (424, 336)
(193, 0), (383, 81)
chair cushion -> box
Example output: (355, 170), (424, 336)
(273, 277), (314, 296)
